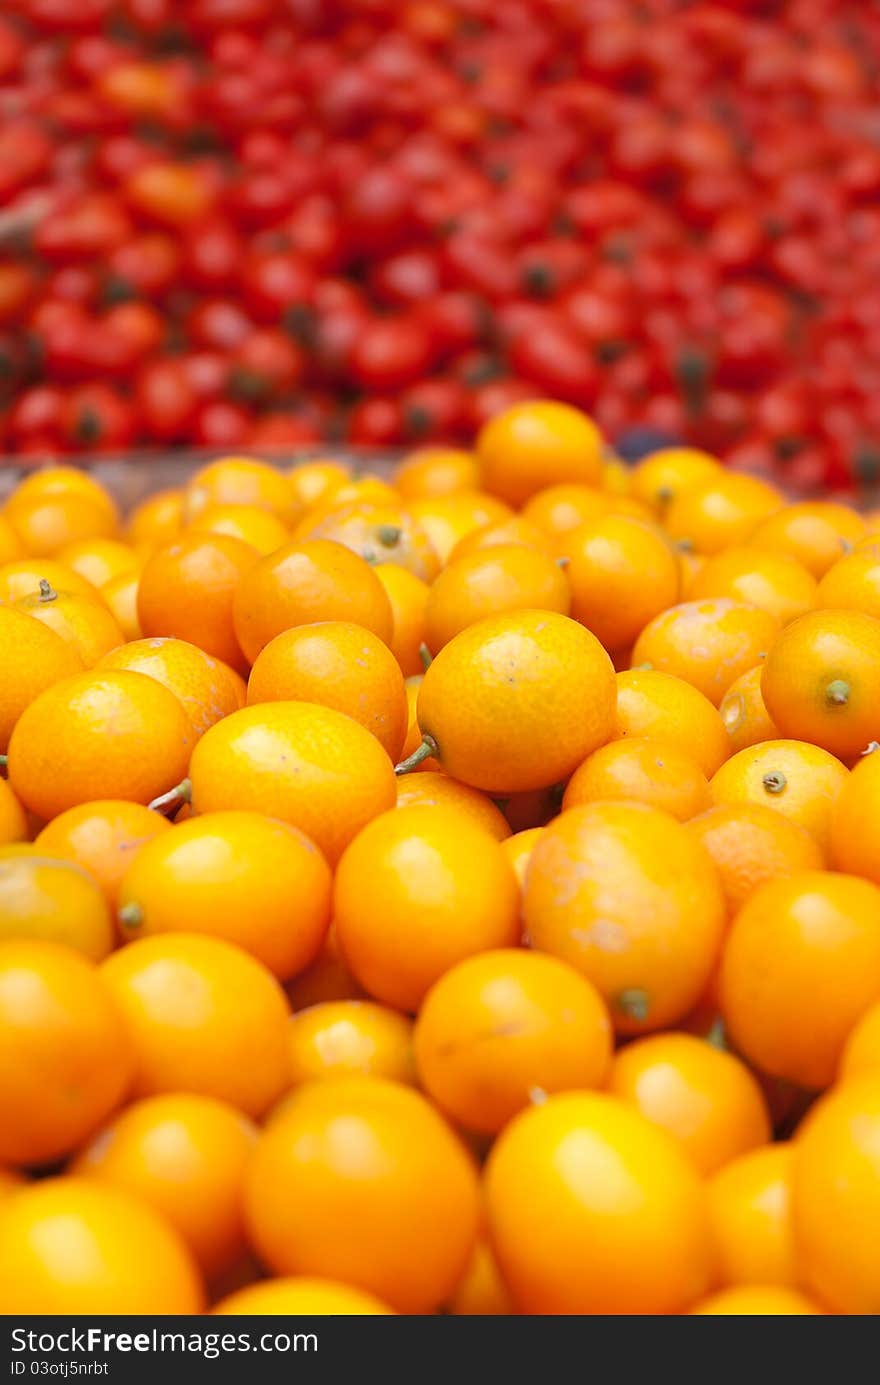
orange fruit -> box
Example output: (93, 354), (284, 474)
(839, 1001), (880, 1079)
(126, 487), (184, 549)
(414, 949), (611, 1134)
(0, 557), (100, 604)
(98, 636), (245, 739)
(393, 447), (481, 500)
(629, 446), (721, 514)
(561, 514), (680, 653)
(5, 465), (116, 514)
(35, 800), (171, 911)
(521, 483), (649, 542)
(690, 1286), (822, 1315)
(501, 825), (545, 891)
(477, 400), (603, 506)
(232, 538), (393, 664)
(793, 1075), (880, 1314)
(0, 1176), (204, 1312)
(374, 562), (429, 676)
(302, 476), (398, 518)
(395, 771), (510, 840)
(424, 544), (571, 652)
(707, 1144), (797, 1288)
(400, 672), (439, 765)
(0, 854), (113, 959)
(748, 499), (866, 577)
(0, 1168), (24, 1198)
(688, 546), (816, 625)
(189, 702), (396, 865)
(524, 801), (725, 1033)
(448, 515), (556, 561)
(601, 453), (633, 495)
(614, 667), (730, 777)
(247, 621), (407, 760)
(407, 492), (512, 564)
(720, 871), (880, 1088)
(816, 549), (880, 620)
(73, 1093), (257, 1279)
(631, 599), (779, 706)
(678, 546), (707, 592)
(57, 537), (141, 590)
(608, 1032), (770, 1175)
(101, 933), (290, 1117)
(0, 514), (25, 563)
(7, 671), (194, 821)
(117, 811), (331, 981)
(6, 471), (119, 556)
(710, 739), (848, 852)
(718, 664), (779, 753)
(183, 455), (296, 525)
(485, 1091), (712, 1314)
(448, 1237), (514, 1316)
(0, 606), (83, 751)
(288, 459), (350, 513)
(6, 491), (118, 557)
(287, 1000), (415, 1087)
(245, 1077), (480, 1313)
(761, 609), (880, 760)
(137, 533), (257, 674)
(286, 923), (365, 1010)
(13, 578), (123, 668)
(333, 805), (519, 1012)
(0, 779), (27, 846)
(562, 736), (711, 822)
(412, 610), (616, 794)
(521, 484), (613, 539)
(0, 939), (133, 1165)
(662, 473), (782, 554)
(189, 502), (289, 555)
(300, 501), (440, 582)
(213, 1277), (393, 1315)
(830, 748), (880, 884)
(101, 570), (142, 641)
(687, 803), (824, 916)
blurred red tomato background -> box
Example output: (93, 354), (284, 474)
(1, 0), (880, 492)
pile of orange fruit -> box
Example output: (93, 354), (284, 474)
(1, 400), (880, 1316)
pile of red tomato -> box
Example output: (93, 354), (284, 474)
(2, 0), (880, 492)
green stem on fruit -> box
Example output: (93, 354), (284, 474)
(706, 1018), (727, 1051)
(118, 902), (144, 930)
(394, 735), (439, 776)
(418, 642), (433, 671)
(376, 524), (402, 548)
(616, 988), (650, 1023)
(38, 580), (57, 604)
(149, 777), (192, 817)
(825, 679), (850, 707)
(862, 742), (880, 757)
(762, 771), (788, 795)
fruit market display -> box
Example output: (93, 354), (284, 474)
(2, 0), (880, 492)
(2, 406), (880, 1316)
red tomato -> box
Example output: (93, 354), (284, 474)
(192, 398), (254, 447)
(350, 315), (434, 391)
(34, 194), (132, 263)
(105, 234), (180, 300)
(61, 383), (137, 451)
(230, 329), (305, 402)
(346, 396), (404, 446)
(239, 251), (315, 324)
(135, 359), (197, 442)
